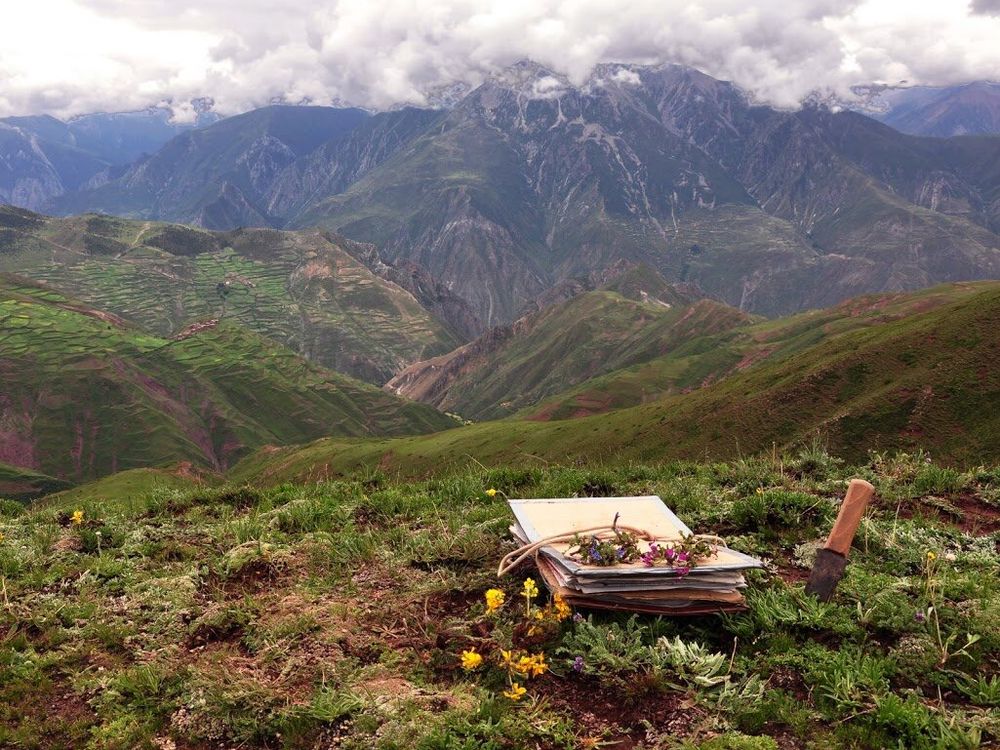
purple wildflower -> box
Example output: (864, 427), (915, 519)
(572, 612), (584, 624)
(675, 550), (690, 564)
(915, 610), (926, 623)
(663, 547), (676, 562)
(572, 656), (585, 673)
(641, 543), (660, 567)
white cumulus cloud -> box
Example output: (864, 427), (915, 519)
(0, 0), (998, 118)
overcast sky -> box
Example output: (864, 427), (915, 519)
(2, 0), (999, 120)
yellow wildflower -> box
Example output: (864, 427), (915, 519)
(553, 595), (572, 621)
(527, 653), (548, 677)
(503, 682), (527, 701)
(756, 487), (765, 495)
(514, 655), (534, 676)
(485, 488), (498, 498)
(71, 510), (84, 526)
(460, 649), (483, 671)
(0, 532), (4, 543)
(485, 588), (505, 613)
(926, 551), (937, 561)
(499, 649), (515, 669)
(522, 577), (539, 617)
(522, 578), (538, 600)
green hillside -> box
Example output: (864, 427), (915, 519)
(388, 268), (751, 420)
(0, 206), (458, 383)
(234, 283), (1000, 484)
(0, 275), (453, 482)
(527, 282), (994, 420)
(0, 461), (72, 502)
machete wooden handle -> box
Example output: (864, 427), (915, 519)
(825, 479), (875, 556)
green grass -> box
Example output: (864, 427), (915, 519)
(0, 275), (454, 482)
(1, 453), (997, 748)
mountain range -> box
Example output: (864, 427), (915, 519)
(3, 61), (1000, 490)
(0, 106), (216, 211)
(867, 81), (1000, 137)
(10, 61), (994, 330)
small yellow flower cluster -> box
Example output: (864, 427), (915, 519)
(522, 577), (540, 617)
(522, 578), (539, 599)
(485, 488), (498, 498)
(464, 581), (568, 704)
(926, 550), (937, 561)
(529, 594), (574, 633)
(498, 648), (548, 700)
(551, 594), (572, 621)
(460, 649), (483, 671)
(503, 683), (527, 701)
(71, 510), (84, 526)
(485, 588), (505, 613)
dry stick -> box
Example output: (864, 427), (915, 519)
(464, 454), (489, 472)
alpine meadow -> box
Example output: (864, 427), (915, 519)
(1, 3), (1000, 749)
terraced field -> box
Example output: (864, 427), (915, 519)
(0, 207), (458, 383)
(0, 275), (454, 481)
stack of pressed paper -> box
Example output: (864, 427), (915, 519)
(505, 496), (763, 615)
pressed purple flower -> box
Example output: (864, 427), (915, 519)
(615, 547), (627, 560)
(675, 550), (690, 564)
(640, 543), (659, 567)
(663, 547), (676, 562)
(572, 656), (585, 672)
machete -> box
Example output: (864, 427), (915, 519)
(805, 478), (875, 602)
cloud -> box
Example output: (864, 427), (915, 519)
(610, 69), (643, 86)
(1, 0), (999, 119)
(972, 0), (1000, 15)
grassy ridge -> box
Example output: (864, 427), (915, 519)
(233, 284), (1000, 484)
(0, 462), (72, 502)
(389, 268), (751, 421)
(526, 282), (994, 420)
(0, 275), (453, 482)
(1, 454), (997, 748)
